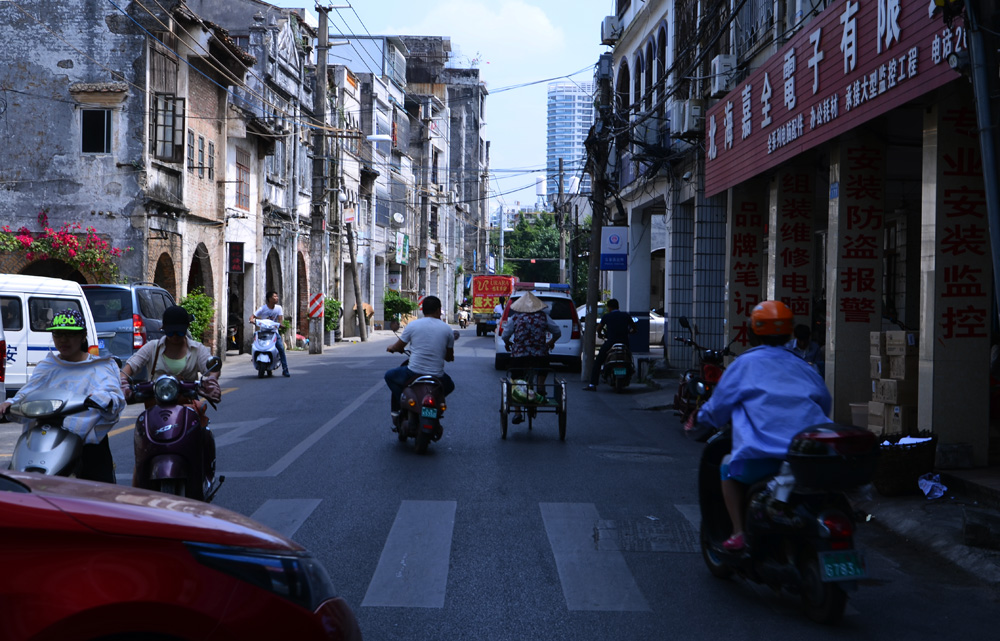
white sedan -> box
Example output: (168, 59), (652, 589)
(576, 304), (665, 347)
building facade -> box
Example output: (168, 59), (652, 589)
(546, 81), (595, 199)
(601, 0), (1000, 465)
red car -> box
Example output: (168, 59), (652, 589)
(0, 470), (362, 641)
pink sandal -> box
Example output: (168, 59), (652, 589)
(722, 532), (745, 551)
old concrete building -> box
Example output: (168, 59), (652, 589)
(0, 0), (255, 352)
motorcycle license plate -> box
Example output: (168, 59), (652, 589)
(818, 550), (867, 582)
(613, 367), (627, 376)
(421, 407), (438, 419)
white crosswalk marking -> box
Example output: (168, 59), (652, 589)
(675, 503), (701, 530)
(362, 500), (457, 608)
(249, 498), (321, 539)
(540, 502), (650, 612)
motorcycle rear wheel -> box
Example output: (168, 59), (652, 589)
(799, 550), (848, 624)
(699, 523), (734, 579)
(415, 430), (431, 454)
(157, 479), (186, 498)
(613, 377), (626, 393)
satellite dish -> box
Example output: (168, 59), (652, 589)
(392, 212), (405, 224)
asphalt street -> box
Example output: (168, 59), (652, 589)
(3, 328), (1000, 639)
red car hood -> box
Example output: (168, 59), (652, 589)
(4, 471), (302, 551)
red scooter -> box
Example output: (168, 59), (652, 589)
(130, 357), (223, 501)
(673, 316), (737, 440)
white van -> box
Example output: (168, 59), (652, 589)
(0, 274), (99, 398)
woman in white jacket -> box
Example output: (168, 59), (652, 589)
(1, 309), (125, 483)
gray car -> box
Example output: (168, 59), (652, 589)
(82, 282), (175, 375)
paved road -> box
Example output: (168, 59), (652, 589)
(4, 329), (999, 639)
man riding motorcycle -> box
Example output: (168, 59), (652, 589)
(384, 295), (455, 429)
(691, 300), (831, 551)
(120, 305), (222, 425)
(584, 298), (636, 391)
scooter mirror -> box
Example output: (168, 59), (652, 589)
(111, 356), (123, 369)
(679, 316), (690, 329)
(206, 356), (222, 373)
(389, 320), (401, 332)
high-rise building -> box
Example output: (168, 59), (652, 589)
(546, 81), (594, 200)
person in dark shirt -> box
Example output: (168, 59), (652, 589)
(584, 298), (636, 391)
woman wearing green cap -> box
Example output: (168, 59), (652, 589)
(0, 308), (125, 482)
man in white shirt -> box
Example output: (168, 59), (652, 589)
(385, 295), (455, 427)
(250, 291), (289, 377)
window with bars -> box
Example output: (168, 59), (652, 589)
(187, 130), (195, 173)
(151, 94), (185, 162)
(236, 148), (250, 210)
(208, 141), (215, 180)
(430, 204), (439, 240)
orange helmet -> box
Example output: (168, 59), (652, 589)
(750, 300), (794, 336)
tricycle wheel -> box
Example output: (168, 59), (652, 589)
(500, 408), (508, 439)
(558, 410), (566, 441)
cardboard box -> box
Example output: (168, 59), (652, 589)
(869, 356), (886, 379)
(868, 401), (886, 421)
(888, 355), (918, 381)
(886, 330), (919, 356)
(886, 404), (917, 435)
(872, 378), (917, 405)
(870, 332), (887, 356)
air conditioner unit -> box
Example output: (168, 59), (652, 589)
(601, 16), (620, 45)
(710, 54), (737, 97)
(671, 100), (704, 135)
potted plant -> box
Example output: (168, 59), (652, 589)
(383, 289), (417, 331)
(324, 299), (342, 344)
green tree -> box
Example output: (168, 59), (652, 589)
(180, 288), (215, 343)
(490, 214), (560, 284)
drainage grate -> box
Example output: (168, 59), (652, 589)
(595, 518), (699, 553)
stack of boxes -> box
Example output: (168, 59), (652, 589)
(868, 331), (919, 436)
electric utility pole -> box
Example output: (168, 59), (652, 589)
(582, 53), (613, 381)
(309, 6), (329, 354)
(558, 157), (566, 283)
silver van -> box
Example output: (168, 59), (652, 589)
(0, 274), (100, 398)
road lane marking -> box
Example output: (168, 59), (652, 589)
(224, 379), (383, 478)
(212, 418), (276, 447)
(361, 500), (457, 608)
(540, 502), (650, 612)
(249, 498), (322, 539)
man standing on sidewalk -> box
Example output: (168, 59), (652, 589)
(250, 291), (290, 377)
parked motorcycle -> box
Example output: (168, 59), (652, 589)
(251, 318), (282, 378)
(699, 423), (877, 624)
(5, 390), (107, 477)
(673, 316), (737, 439)
(600, 342), (635, 392)
(130, 356), (223, 501)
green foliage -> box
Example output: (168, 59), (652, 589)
(491, 214), (560, 283)
(324, 299), (342, 331)
(383, 289), (418, 320)
(180, 288), (215, 343)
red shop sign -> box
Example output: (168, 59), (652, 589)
(705, 1), (965, 197)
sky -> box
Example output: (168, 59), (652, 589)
(272, 0), (615, 212)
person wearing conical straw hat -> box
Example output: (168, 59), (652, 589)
(500, 292), (561, 424)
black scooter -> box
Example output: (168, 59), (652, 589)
(674, 316), (737, 439)
(698, 424), (877, 624)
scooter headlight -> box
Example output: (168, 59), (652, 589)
(17, 399), (65, 417)
(153, 376), (181, 403)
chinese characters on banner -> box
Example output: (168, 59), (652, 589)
(934, 99), (989, 344)
(771, 169), (814, 325)
(704, 0), (963, 197)
(836, 144), (884, 325)
(727, 189), (765, 347)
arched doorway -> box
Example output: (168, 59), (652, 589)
(20, 259), (86, 284)
(265, 248), (282, 300)
(186, 243), (213, 298)
(296, 251), (308, 337)
(153, 252), (177, 301)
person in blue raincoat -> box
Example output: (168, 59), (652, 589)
(694, 301), (831, 551)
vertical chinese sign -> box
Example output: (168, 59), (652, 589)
(726, 186), (765, 348)
(769, 168), (814, 326)
(919, 90), (990, 457)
